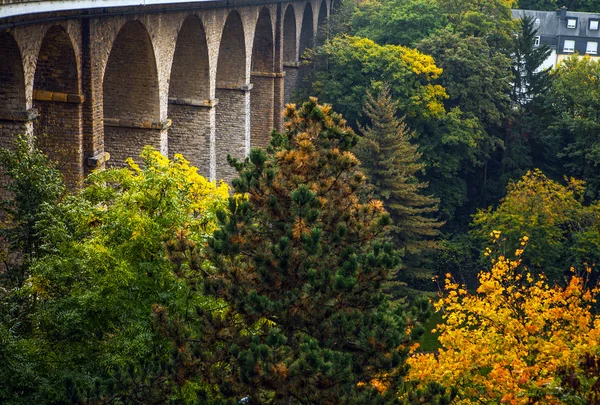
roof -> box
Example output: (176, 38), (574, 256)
(512, 8), (600, 54)
(512, 8), (600, 40)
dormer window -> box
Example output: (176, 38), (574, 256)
(567, 18), (577, 28)
(590, 20), (600, 30)
(564, 39), (575, 52)
(535, 18), (541, 25)
(534, 36), (541, 47)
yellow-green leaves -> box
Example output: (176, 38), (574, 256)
(311, 35), (448, 126)
(471, 169), (600, 279)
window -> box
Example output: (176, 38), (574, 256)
(567, 18), (577, 28)
(534, 36), (541, 47)
(564, 39), (576, 52)
(587, 41), (598, 54)
(590, 20), (599, 30)
(535, 18), (541, 25)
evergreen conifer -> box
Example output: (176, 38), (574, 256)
(355, 86), (442, 278)
(206, 98), (426, 404)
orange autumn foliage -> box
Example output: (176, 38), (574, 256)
(407, 239), (600, 404)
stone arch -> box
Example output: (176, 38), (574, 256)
(215, 10), (249, 182)
(251, 8), (274, 73)
(33, 25), (83, 186)
(170, 15), (210, 101)
(216, 11), (247, 88)
(103, 20), (162, 168)
(283, 5), (297, 63)
(299, 3), (314, 59)
(0, 32), (28, 148)
(291, 3), (315, 99)
(250, 7), (275, 149)
(316, 0), (328, 46)
(168, 14), (212, 176)
(283, 5), (298, 104)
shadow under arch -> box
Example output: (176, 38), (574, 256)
(103, 20), (162, 168)
(0, 32), (28, 149)
(33, 25), (83, 187)
(168, 14), (212, 177)
(215, 10), (248, 182)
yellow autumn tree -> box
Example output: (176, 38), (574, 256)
(407, 237), (600, 404)
(471, 169), (600, 282)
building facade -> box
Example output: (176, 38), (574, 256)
(513, 7), (600, 70)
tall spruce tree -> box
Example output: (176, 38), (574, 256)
(499, 15), (553, 191)
(206, 98), (428, 404)
(356, 86), (442, 276)
(511, 15), (552, 108)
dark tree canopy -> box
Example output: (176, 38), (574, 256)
(206, 98), (428, 404)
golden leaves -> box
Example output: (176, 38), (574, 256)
(407, 243), (600, 403)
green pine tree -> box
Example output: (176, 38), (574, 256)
(355, 86), (442, 280)
(511, 15), (552, 108)
(206, 98), (429, 404)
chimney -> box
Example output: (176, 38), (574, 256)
(558, 6), (567, 21)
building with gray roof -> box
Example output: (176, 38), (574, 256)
(512, 7), (600, 69)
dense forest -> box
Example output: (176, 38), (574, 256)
(3, 0), (600, 403)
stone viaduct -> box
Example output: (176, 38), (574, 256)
(0, 0), (340, 186)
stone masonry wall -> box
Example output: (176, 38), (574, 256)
(169, 15), (210, 101)
(0, 33), (26, 116)
(0, 32), (29, 147)
(102, 21), (159, 123)
(105, 126), (167, 169)
(168, 103), (213, 178)
(0, 0), (337, 185)
(250, 75), (275, 148)
(215, 87), (249, 182)
(34, 101), (83, 187)
(33, 25), (83, 187)
(283, 65), (298, 105)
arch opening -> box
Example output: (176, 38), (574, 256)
(283, 6), (297, 64)
(250, 8), (275, 149)
(215, 11), (248, 182)
(283, 6), (298, 104)
(299, 3), (314, 59)
(216, 11), (246, 88)
(33, 25), (83, 186)
(168, 15), (212, 176)
(316, 0), (328, 46)
(291, 3), (315, 101)
(0, 32), (27, 149)
(103, 20), (162, 168)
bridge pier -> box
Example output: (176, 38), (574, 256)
(283, 62), (300, 105)
(33, 92), (84, 186)
(81, 17), (106, 176)
(250, 73), (275, 149)
(0, 112), (34, 150)
(215, 85), (251, 182)
(104, 119), (170, 168)
(168, 98), (216, 179)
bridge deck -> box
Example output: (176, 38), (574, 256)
(0, 0), (230, 19)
